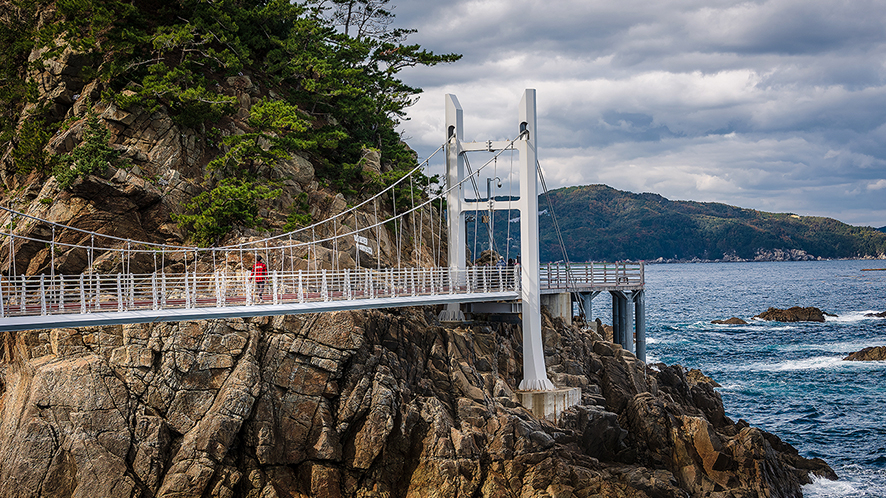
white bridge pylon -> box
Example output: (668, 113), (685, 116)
(440, 89), (554, 391)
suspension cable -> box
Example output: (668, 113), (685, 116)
(536, 158), (588, 320)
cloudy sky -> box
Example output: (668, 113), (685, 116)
(389, 0), (886, 228)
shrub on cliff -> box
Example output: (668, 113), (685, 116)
(173, 177), (282, 247)
(55, 107), (124, 189)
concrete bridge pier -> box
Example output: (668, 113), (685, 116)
(579, 291), (598, 322)
(540, 292), (573, 325)
(542, 289), (646, 363)
(634, 289), (646, 364)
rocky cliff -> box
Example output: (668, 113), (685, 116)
(0, 308), (834, 497)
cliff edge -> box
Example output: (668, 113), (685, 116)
(0, 309), (834, 497)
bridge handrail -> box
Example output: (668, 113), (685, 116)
(0, 266), (521, 318)
(539, 261), (645, 291)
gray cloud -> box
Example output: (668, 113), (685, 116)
(391, 0), (886, 227)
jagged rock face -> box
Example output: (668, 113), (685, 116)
(753, 307), (827, 322)
(0, 309), (833, 498)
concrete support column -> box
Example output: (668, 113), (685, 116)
(624, 292), (634, 353)
(541, 292), (571, 325)
(580, 292), (595, 322)
(611, 291), (621, 345)
(634, 289), (646, 363)
(619, 293), (628, 350)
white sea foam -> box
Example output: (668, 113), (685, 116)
(821, 337), (886, 354)
(782, 336), (886, 354)
(731, 356), (853, 372)
(802, 476), (861, 498)
(826, 310), (886, 323)
(761, 325), (800, 331)
(707, 320), (799, 332)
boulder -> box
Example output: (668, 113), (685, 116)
(359, 148), (382, 175)
(711, 317), (748, 325)
(865, 311), (886, 318)
(754, 306), (827, 322)
(686, 368), (722, 388)
(844, 346), (886, 361)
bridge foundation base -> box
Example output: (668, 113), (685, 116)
(541, 292), (572, 325)
(438, 303), (466, 322)
(517, 387), (581, 423)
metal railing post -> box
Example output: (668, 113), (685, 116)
(272, 270), (279, 305)
(80, 274), (86, 314)
(321, 269), (329, 302)
(298, 270), (304, 303)
(117, 273), (123, 312)
(184, 270), (191, 308)
(152, 272), (158, 310)
(40, 275), (47, 316)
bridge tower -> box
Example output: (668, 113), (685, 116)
(439, 89), (554, 391)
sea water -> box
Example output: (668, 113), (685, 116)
(602, 260), (886, 497)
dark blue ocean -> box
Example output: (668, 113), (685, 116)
(596, 260), (886, 497)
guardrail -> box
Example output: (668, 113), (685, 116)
(0, 262), (643, 319)
(0, 266), (521, 318)
(540, 261), (645, 292)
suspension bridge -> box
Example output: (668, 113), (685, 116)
(0, 90), (646, 394)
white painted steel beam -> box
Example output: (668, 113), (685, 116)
(459, 141), (515, 152)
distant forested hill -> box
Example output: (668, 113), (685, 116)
(480, 185), (886, 262)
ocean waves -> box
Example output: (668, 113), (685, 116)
(644, 260), (886, 496)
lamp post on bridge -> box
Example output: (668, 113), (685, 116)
(487, 176), (501, 255)
(440, 89), (554, 392)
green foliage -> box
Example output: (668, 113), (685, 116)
(55, 108), (122, 189)
(12, 111), (54, 175)
(283, 192), (313, 231)
(117, 62), (238, 129)
(173, 178), (282, 247)
(208, 99), (314, 176)
(0, 1), (40, 144)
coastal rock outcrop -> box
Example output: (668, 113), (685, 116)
(843, 346), (886, 361)
(754, 306), (828, 322)
(864, 311), (886, 318)
(711, 317), (748, 325)
(0, 308), (834, 497)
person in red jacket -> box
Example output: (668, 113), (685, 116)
(252, 255), (267, 300)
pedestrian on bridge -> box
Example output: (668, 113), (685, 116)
(252, 255), (267, 300)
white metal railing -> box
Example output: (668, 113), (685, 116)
(0, 266), (521, 319)
(540, 262), (645, 292)
(0, 262), (644, 320)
